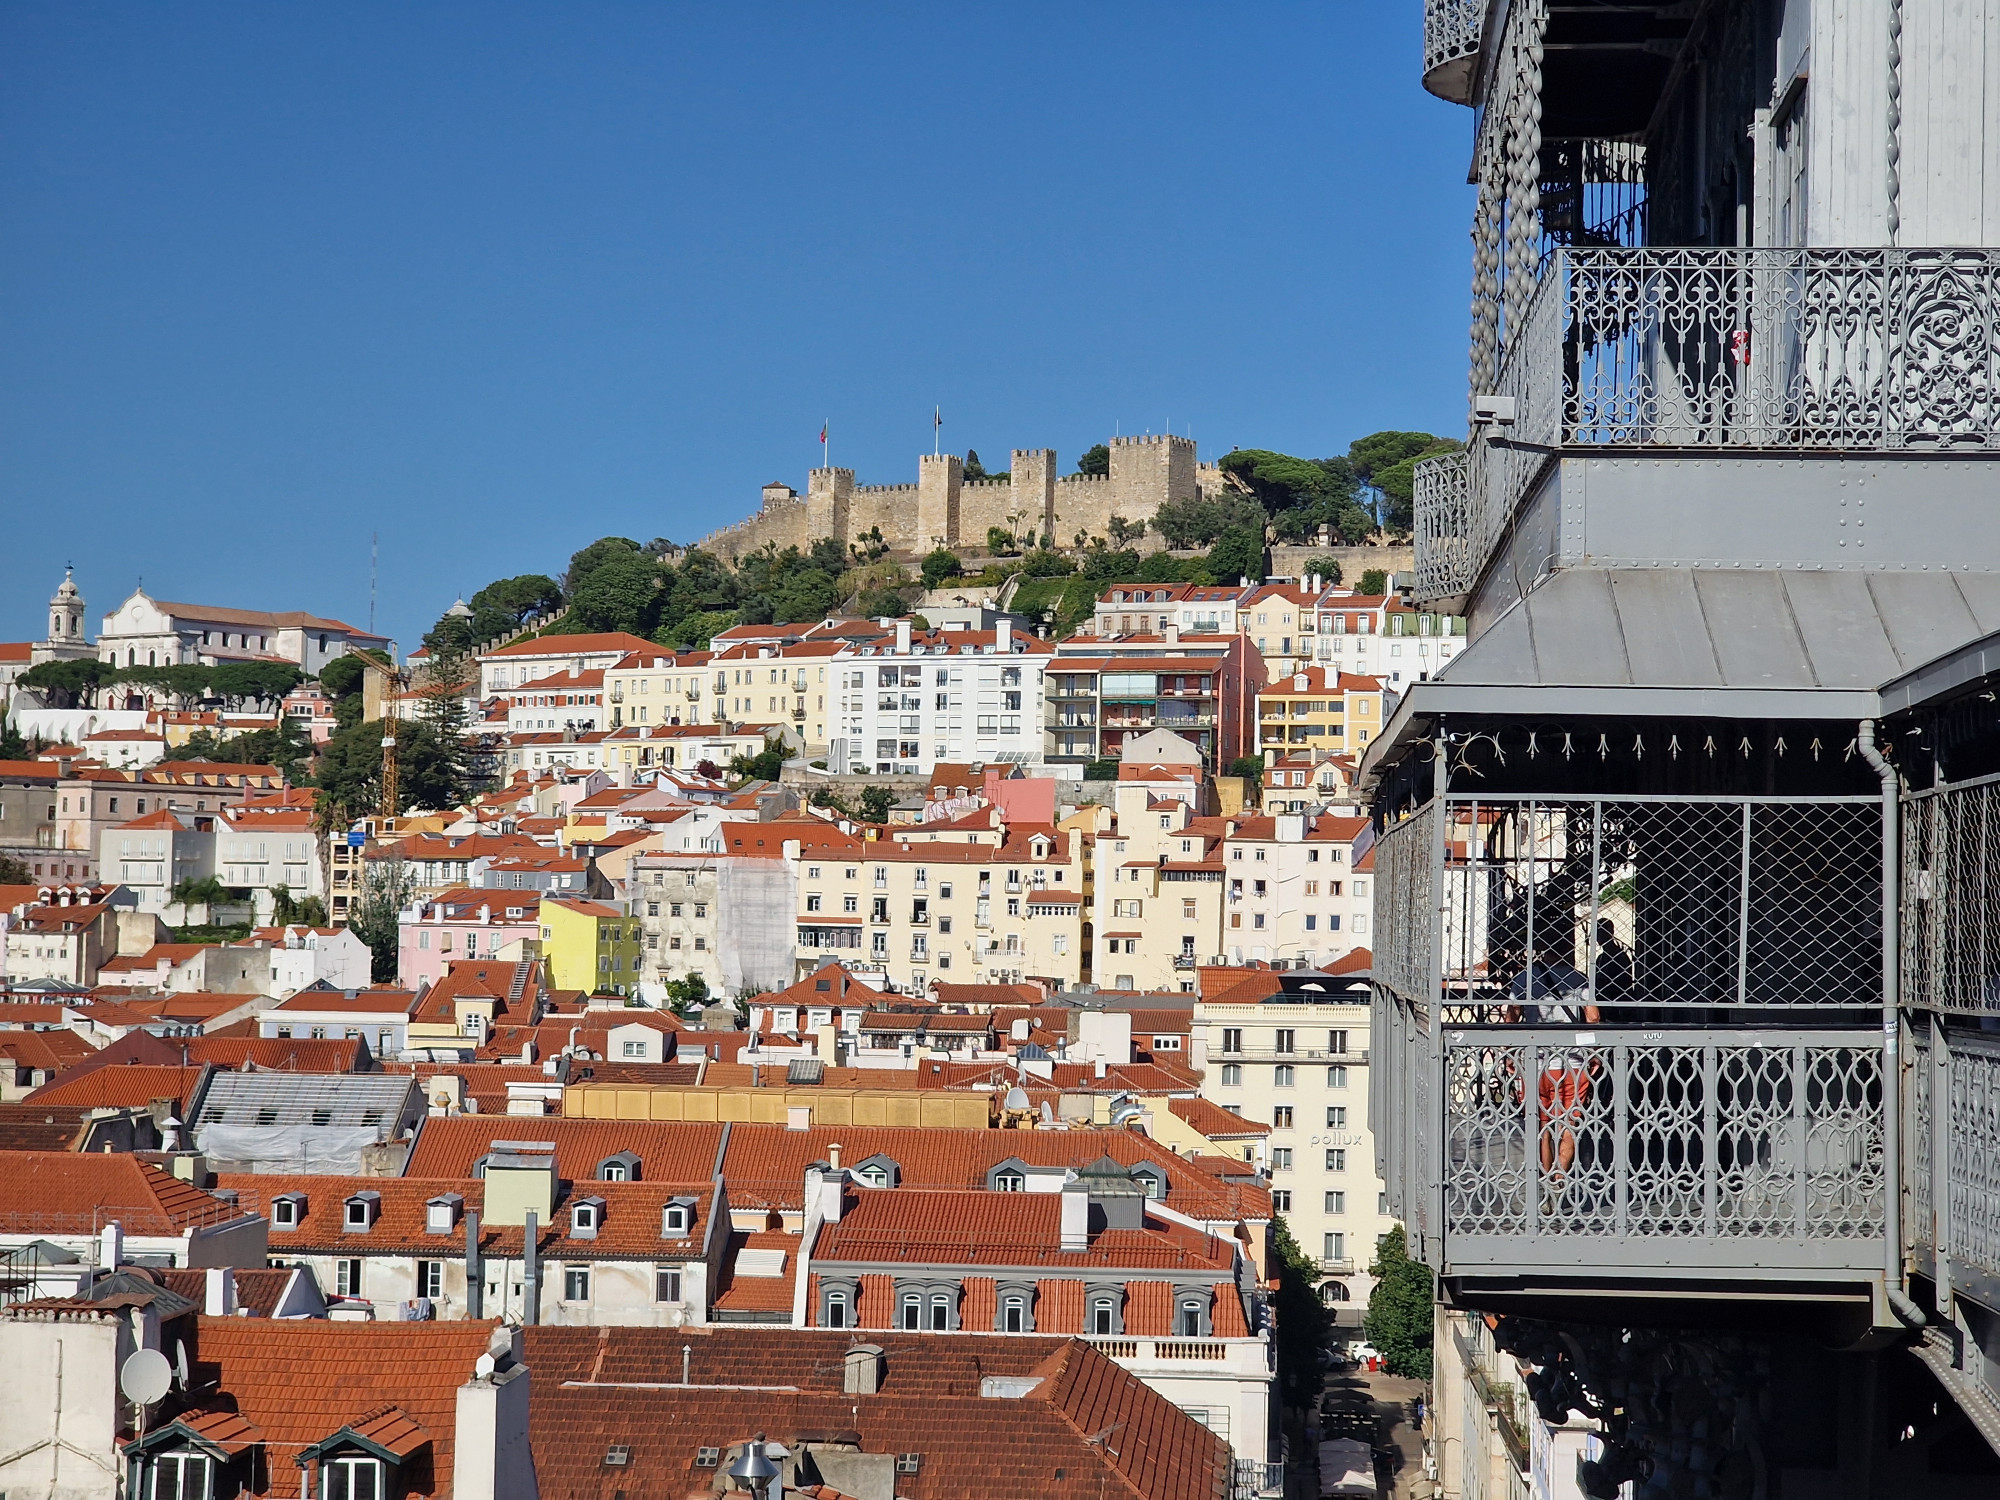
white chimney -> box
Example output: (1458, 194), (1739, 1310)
(895, 620), (912, 654)
(1060, 1184), (1090, 1251)
(455, 1331), (536, 1500)
(996, 619), (1012, 653)
(205, 1266), (237, 1316)
(807, 1165), (846, 1223)
(99, 1221), (123, 1269)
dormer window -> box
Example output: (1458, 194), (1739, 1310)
(425, 1194), (462, 1235)
(993, 1169), (1024, 1193)
(320, 1455), (384, 1500)
(661, 1197), (696, 1237)
(852, 1153), (900, 1189)
(342, 1191), (379, 1232)
(571, 1196), (606, 1239)
(597, 1151), (641, 1182)
(1086, 1287), (1125, 1336)
(272, 1192), (306, 1230)
(1129, 1164), (1167, 1200)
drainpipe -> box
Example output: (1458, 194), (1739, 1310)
(465, 1208), (483, 1319)
(1858, 719), (1924, 1329)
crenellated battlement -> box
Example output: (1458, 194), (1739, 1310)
(694, 430), (1203, 560)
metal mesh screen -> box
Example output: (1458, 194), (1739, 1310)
(1948, 1039), (2000, 1280)
(1372, 803), (1437, 1003)
(1903, 774), (2000, 1013)
(1434, 796), (1881, 1011)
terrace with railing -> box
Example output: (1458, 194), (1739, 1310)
(1413, 245), (2000, 603)
(1422, 0), (1485, 104)
(1369, 791), (1890, 1284)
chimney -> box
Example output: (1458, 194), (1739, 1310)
(895, 620), (912, 654)
(99, 1221), (123, 1269)
(996, 619), (1012, 654)
(843, 1343), (886, 1395)
(465, 1208), (484, 1318)
(828, 1142), (843, 1171)
(205, 1266), (237, 1316)
(1164, 624), (1179, 645)
(807, 1164), (847, 1223)
(1059, 1184), (1090, 1252)
(455, 1330), (536, 1500)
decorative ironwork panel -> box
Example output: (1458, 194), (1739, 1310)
(1908, 1027), (1932, 1254)
(1439, 1031), (1883, 1252)
(1948, 1040), (2000, 1279)
(1422, 0), (1484, 102)
(1433, 795), (1880, 1012)
(1412, 450), (1474, 602)
(1372, 802), (1438, 1005)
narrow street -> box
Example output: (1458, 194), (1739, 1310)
(1316, 1367), (1428, 1499)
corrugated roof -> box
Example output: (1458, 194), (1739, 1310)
(195, 1072), (419, 1128)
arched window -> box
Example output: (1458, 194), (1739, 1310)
(900, 1293), (922, 1330)
(1319, 1281), (1351, 1305)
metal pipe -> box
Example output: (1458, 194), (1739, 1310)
(1858, 719), (1924, 1328)
(523, 1209), (540, 1326)
(465, 1208), (483, 1319)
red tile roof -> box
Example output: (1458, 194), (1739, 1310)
(401, 1117), (726, 1183)
(0, 1151), (246, 1235)
(814, 1191), (1235, 1273)
(483, 632), (658, 659)
(1166, 1097), (1269, 1140)
(26, 1063), (208, 1111)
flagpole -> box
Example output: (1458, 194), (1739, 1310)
(934, 406), (941, 458)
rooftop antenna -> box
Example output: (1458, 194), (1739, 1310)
(370, 533), (378, 634)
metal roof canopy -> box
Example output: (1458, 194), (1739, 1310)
(1364, 568), (2000, 782)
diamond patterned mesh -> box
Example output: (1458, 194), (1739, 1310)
(1948, 1042), (2000, 1279)
(1902, 776), (2000, 1013)
(1428, 796), (1880, 1010)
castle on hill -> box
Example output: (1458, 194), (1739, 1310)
(696, 434), (1230, 563)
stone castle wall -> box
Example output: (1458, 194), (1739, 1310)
(695, 433), (1219, 564)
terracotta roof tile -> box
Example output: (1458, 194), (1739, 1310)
(0, 1151), (247, 1236)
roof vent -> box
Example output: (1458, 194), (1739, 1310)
(603, 1447), (630, 1468)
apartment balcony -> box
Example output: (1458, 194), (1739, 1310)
(1370, 791), (1889, 1292)
(1421, 0), (1483, 104)
(1413, 246), (2000, 606)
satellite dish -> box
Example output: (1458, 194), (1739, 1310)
(1002, 1086), (1030, 1112)
(120, 1348), (172, 1406)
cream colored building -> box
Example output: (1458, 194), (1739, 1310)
(1218, 811), (1372, 969)
(1256, 668), (1387, 761)
(604, 648), (719, 729)
(1192, 986), (1389, 1316)
(796, 821), (1086, 992)
(1089, 780), (1225, 993)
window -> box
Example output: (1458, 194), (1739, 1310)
(1324, 1191), (1347, 1215)
(1220, 1064), (1241, 1086)
(901, 1294), (922, 1330)
(1178, 1298), (1207, 1337)
(663, 1202), (691, 1235)
(141, 1451), (211, 1500)
(335, 1259), (363, 1297)
(1271, 1148), (1293, 1170)
(1088, 1294), (1123, 1336)
(1272, 1190), (1292, 1211)
(1327, 1065), (1348, 1088)
(322, 1457), (383, 1500)
(1326, 1106), (1348, 1129)
(1274, 1028), (1295, 1053)
(1328, 1029), (1349, 1055)
(272, 1195), (303, 1229)
(564, 1265), (591, 1302)
(825, 1291), (849, 1327)
(1221, 1027), (1242, 1052)
(993, 1168), (1024, 1192)
(1273, 1106), (1294, 1129)
(416, 1260), (444, 1299)
(1002, 1294), (1027, 1333)
(1323, 1232), (1345, 1262)
(1273, 1065), (1294, 1087)
(1325, 1148), (1347, 1172)
(656, 1266), (683, 1303)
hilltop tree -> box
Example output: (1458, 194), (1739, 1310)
(562, 536), (645, 599)
(1348, 430), (1462, 534)
(921, 549), (963, 590)
(1076, 444), (1110, 477)
(568, 551), (664, 635)
(17, 658), (107, 709)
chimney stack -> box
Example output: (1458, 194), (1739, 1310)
(843, 1343), (886, 1395)
(996, 619), (1012, 654)
(456, 1329), (536, 1500)
(895, 619), (912, 654)
(205, 1266), (236, 1316)
(1059, 1184), (1090, 1252)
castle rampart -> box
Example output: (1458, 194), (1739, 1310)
(695, 432), (1218, 563)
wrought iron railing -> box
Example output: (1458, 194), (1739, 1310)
(1422, 0), (1485, 103)
(1905, 1023), (2000, 1288)
(1376, 794), (1883, 1013)
(1378, 1009), (1888, 1276)
(1413, 246), (2000, 601)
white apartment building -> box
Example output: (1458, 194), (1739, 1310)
(1192, 982), (1389, 1318)
(825, 621), (1051, 775)
(218, 805), (322, 914)
(628, 845), (799, 1001)
(1218, 812), (1372, 969)
(101, 809), (216, 914)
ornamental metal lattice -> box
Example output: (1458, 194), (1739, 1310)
(1948, 1040), (2000, 1280)
(1412, 245), (2000, 604)
(1371, 802), (1437, 1004)
(1440, 1032), (1884, 1253)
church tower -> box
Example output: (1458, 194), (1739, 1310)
(32, 568), (93, 664)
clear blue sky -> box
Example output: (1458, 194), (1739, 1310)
(0, 3), (1475, 653)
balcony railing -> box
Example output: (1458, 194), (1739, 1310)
(1375, 1011), (1886, 1277)
(1422, 0), (1484, 103)
(1906, 1024), (2000, 1289)
(1413, 246), (2000, 603)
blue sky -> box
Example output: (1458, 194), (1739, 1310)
(0, 3), (1475, 652)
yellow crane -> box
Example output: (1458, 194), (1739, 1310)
(353, 649), (406, 821)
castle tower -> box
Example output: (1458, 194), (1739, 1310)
(806, 467), (855, 549)
(916, 454), (962, 550)
(32, 568), (92, 665)
(1011, 449), (1057, 540)
(1107, 434), (1198, 512)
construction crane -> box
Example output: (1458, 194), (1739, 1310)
(352, 649), (405, 821)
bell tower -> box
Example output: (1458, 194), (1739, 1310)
(32, 567), (92, 664)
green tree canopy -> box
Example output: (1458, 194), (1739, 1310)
(857, 785), (895, 823)
(18, 658), (107, 709)
(1152, 493), (1268, 549)
(728, 736), (788, 784)
(208, 662), (303, 710)
(348, 859), (414, 983)
(1268, 1215), (1336, 1410)
(568, 551), (665, 635)
(921, 549), (963, 590)
(1363, 1226), (1435, 1379)
(1357, 568), (1390, 597)
(563, 536), (644, 598)
(1205, 526), (1266, 588)
(1075, 444), (1110, 477)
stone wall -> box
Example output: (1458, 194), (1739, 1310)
(697, 433), (1217, 563)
